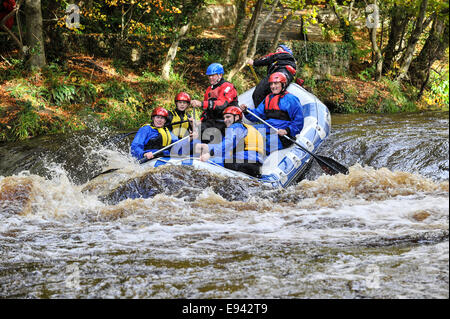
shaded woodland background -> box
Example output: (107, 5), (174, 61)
(0, 0), (448, 141)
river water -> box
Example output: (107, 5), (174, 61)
(0, 111), (448, 299)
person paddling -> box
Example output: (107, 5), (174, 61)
(240, 72), (304, 155)
(198, 106), (265, 178)
(130, 107), (198, 160)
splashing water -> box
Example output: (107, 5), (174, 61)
(0, 112), (448, 298)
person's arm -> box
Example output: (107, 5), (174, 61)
(253, 52), (277, 67)
(242, 99), (267, 123)
(130, 126), (155, 159)
(202, 83), (238, 114)
(285, 95), (304, 137)
(207, 125), (244, 160)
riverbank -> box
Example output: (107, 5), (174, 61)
(0, 51), (447, 143)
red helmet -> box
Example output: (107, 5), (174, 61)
(223, 106), (243, 121)
(151, 107), (169, 118)
(268, 72), (287, 84)
(175, 92), (191, 103)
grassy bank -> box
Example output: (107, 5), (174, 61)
(0, 52), (447, 143)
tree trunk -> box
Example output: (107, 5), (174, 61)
(396, 0), (429, 82)
(409, 16), (449, 88)
(269, 9), (293, 52)
(348, 0), (355, 22)
(228, 0), (264, 80)
(161, 22), (191, 80)
(24, 0), (46, 69)
(382, 4), (410, 74)
(367, 0), (382, 80)
(160, 1), (205, 79)
(224, 0), (247, 64)
(248, 0), (280, 59)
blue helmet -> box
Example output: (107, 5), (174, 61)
(278, 44), (293, 55)
(206, 63), (224, 76)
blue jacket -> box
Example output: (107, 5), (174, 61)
(130, 125), (194, 159)
(208, 122), (264, 164)
(244, 92), (304, 137)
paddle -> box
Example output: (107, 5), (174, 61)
(91, 135), (191, 179)
(138, 135), (191, 164)
(245, 108), (349, 176)
(248, 64), (259, 83)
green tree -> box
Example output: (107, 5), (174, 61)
(228, 0), (265, 80)
(161, 0), (207, 80)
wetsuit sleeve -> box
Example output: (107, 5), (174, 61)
(130, 126), (157, 159)
(285, 95), (304, 137)
(208, 125), (246, 159)
(253, 52), (277, 67)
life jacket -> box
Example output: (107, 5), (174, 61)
(142, 124), (172, 150)
(230, 123), (265, 159)
(242, 123), (265, 156)
(169, 109), (190, 138)
(264, 93), (291, 121)
(202, 79), (238, 120)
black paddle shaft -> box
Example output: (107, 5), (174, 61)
(283, 135), (349, 175)
(245, 109), (349, 176)
(102, 120), (192, 146)
(92, 134), (192, 180)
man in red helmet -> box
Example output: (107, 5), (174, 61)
(130, 107), (198, 160)
(190, 63), (239, 144)
(247, 44), (297, 107)
(0, 0), (16, 30)
(166, 92), (200, 139)
(197, 106), (265, 177)
(240, 72), (304, 154)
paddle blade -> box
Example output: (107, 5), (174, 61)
(315, 154), (349, 175)
(90, 168), (120, 180)
(101, 132), (137, 146)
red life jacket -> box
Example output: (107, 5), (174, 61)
(202, 79), (238, 120)
(264, 93), (291, 121)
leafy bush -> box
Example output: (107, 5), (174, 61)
(11, 101), (41, 140)
(104, 100), (151, 129)
(357, 65), (376, 82)
(102, 81), (143, 102)
(427, 69), (449, 108)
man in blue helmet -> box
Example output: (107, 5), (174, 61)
(247, 44), (297, 107)
(191, 63), (239, 144)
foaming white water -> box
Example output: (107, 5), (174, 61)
(71, 188), (448, 254)
(0, 170), (106, 220)
(0, 165), (448, 298)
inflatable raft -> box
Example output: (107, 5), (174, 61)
(140, 82), (331, 188)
